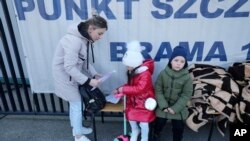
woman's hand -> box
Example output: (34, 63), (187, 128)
(94, 73), (102, 79)
(89, 79), (100, 87)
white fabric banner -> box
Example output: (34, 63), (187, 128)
(11, 0), (250, 93)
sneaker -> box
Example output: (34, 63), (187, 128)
(75, 135), (91, 141)
(82, 127), (93, 135)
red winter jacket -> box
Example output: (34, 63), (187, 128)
(122, 59), (156, 122)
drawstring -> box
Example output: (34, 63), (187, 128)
(91, 43), (95, 63)
(86, 41), (95, 69)
(87, 42), (89, 69)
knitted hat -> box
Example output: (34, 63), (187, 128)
(168, 46), (188, 68)
(122, 40), (144, 68)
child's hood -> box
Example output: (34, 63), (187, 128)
(136, 59), (154, 74)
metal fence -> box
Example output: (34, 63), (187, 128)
(0, 0), (69, 116)
(0, 0), (121, 118)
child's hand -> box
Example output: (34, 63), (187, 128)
(167, 108), (175, 114)
(114, 93), (124, 98)
(163, 107), (175, 114)
(163, 108), (169, 113)
(112, 89), (118, 94)
(117, 87), (123, 93)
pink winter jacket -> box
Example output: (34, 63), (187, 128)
(122, 59), (156, 122)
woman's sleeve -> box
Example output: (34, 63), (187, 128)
(63, 38), (88, 85)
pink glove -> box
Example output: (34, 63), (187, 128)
(114, 93), (124, 98)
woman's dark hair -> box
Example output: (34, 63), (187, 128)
(78, 15), (108, 32)
(88, 15), (108, 29)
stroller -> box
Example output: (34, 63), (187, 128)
(114, 95), (130, 141)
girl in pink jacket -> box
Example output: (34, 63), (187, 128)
(114, 40), (156, 141)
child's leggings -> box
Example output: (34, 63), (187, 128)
(129, 121), (149, 141)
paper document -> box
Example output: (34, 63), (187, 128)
(91, 70), (116, 91)
(105, 94), (121, 104)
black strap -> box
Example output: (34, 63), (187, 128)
(87, 41), (89, 69)
(86, 41), (95, 69)
(91, 43), (95, 63)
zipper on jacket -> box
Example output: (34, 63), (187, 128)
(168, 77), (174, 105)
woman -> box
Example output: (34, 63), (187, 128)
(52, 15), (108, 141)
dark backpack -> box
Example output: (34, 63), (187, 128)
(79, 84), (106, 113)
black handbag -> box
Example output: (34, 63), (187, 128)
(79, 84), (106, 113)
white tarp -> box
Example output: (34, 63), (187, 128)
(11, 0), (250, 93)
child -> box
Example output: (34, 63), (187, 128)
(152, 46), (193, 141)
(114, 40), (156, 141)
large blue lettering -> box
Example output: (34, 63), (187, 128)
(154, 42), (172, 61)
(151, 0), (173, 19)
(110, 41), (229, 62)
(110, 42), (152, 61)
(174, 0), (197, 18)
(14, 0), (35, 20)
(117, 0), (139, 19)
(204, 41), (227, 61)
(224, 0), (249, 18)
(200, 0), (223, 18)
(179, 42), (204, 61)
(242, 43), (250, 60)
(141, 42), (152, 59)
(14, 0), (250, 20)
(110, 42), (126, 61)
(38, 0), (61, 20)
(65, 0), (88, 20)
(92, 0), (115, 19)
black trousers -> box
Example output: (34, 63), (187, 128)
(152, 117), (185, 141)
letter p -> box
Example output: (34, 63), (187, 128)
(14, 0), (35, 20)
(242, 129), (247, 136)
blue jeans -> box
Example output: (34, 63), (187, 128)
(69, 101), (85, 136)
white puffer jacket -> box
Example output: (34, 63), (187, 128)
(52, 22), (97, 102)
